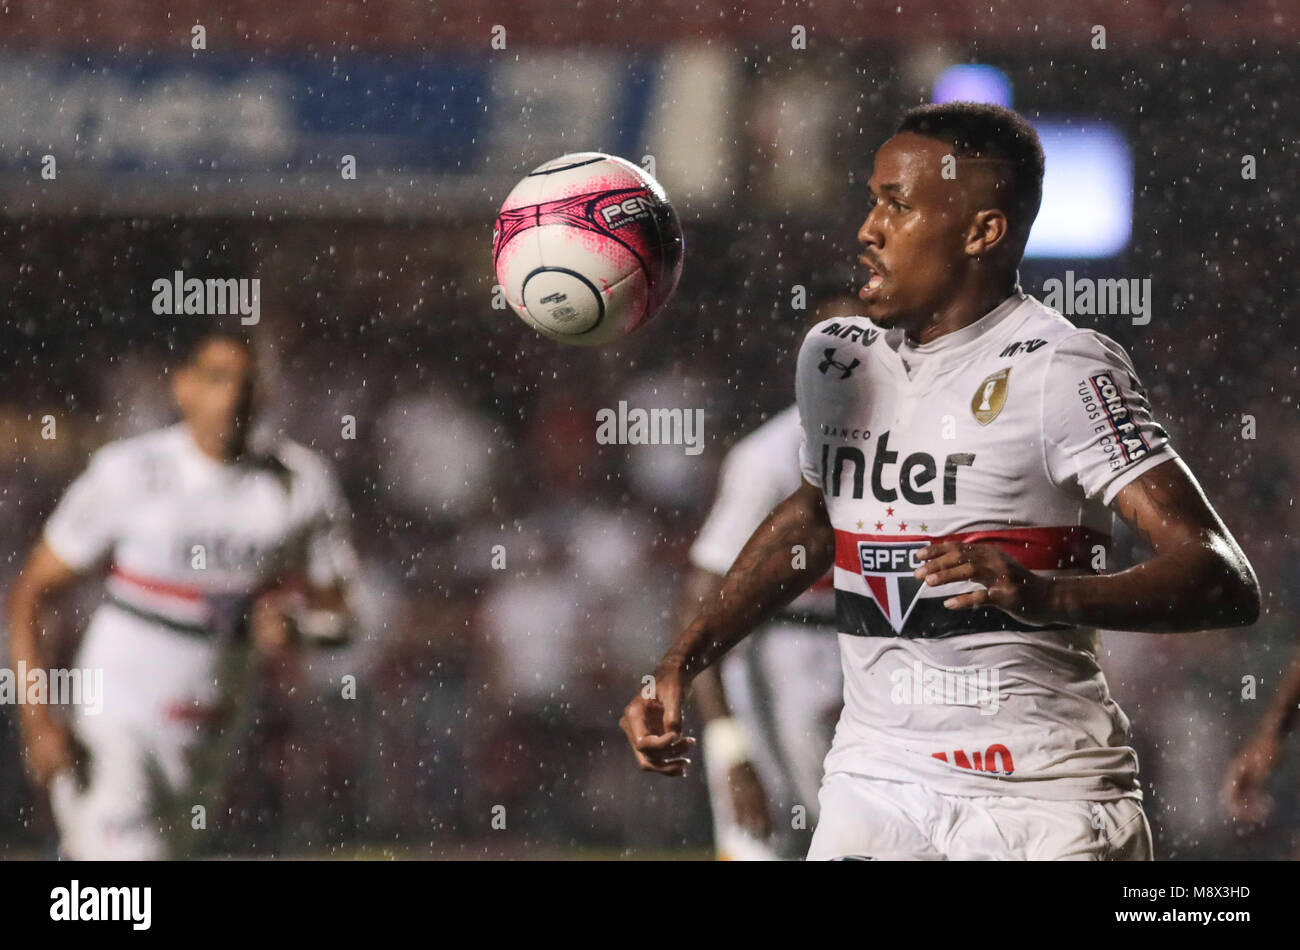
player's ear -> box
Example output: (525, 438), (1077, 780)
(965, 208), (1009, 258)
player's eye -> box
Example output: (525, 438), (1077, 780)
(889, 199), (908, 212)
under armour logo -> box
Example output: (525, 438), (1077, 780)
(819, 348), (860, 379)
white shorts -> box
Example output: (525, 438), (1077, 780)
(807, 771), (1152, 861)
(52, 604), (228, 860)
(52, 718), (192, 861)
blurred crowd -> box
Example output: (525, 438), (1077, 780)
(0, 216), (784, 857)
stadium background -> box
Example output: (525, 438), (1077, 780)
(0, 0), (1297, 858)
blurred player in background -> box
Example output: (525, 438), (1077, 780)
(683, 295), (858, 860)
(1222, 647), (1300, 826)
(6, 327), (358, 859)
(622, 102), (1260, 860)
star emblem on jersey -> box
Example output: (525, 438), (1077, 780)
(818, 348), (860, 379)
(971, 367), (1011, 425)
(856, 540), (928, 634)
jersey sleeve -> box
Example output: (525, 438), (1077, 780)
(795, 329), (824, 488)
(689, 437), (786, 575)
(43, 449), (126, 570)
(1041, 330), (1178, 507)
(798, 425), (822, 489)
(302, 463), (360, 589)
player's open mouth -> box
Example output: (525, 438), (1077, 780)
(859, 265), (885, 298)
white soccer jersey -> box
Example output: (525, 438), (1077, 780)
(691, 405), (835, 621)
(796, 291), (1176, 801)
(44, 423), (357, 721)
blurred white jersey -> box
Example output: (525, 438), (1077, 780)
(45, 423), (356, 715)
(796, 292), (1176, 804)
(690, 406), (841, 860)
(42, 423), (356, 858)
(692, 405), (837, 621)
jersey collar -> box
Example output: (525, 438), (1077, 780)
(888, 290), (1029, 361)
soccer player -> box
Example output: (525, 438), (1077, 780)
(685, 402), (842, 860)
(7, 328), (358, 859)
(621, 102), (1260, 860)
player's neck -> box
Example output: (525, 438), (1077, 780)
(183, 425), (244, 465)
(904, 279), (1017, 346)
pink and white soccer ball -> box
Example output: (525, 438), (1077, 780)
(492, 152), (685, 346)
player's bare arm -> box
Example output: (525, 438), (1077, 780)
(914, 455), (1260, 632)
(5, 540), (83, 787)
(620, 479), (834, 775)
(251, 579), (355, 654)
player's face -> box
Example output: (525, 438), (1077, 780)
(856, 132), (973, 330)
(173, 340), (256, 458)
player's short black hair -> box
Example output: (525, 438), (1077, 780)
(169, 325), (255, 367)
(896, 102), (1045, 249)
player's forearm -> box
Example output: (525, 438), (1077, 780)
(658, 485), (834, 681)
(7, 586), (46, 669)
(1044, 533), (1260, 633)
(674, 571), (730, 720)
(5, 588), (58, 731)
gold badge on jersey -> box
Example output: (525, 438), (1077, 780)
(970, 367), (1011, 425)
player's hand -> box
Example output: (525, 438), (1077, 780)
(20, 714), (74, 788)
(250, 590), (293, 655)
(913, 542), (1053, 624)
(1221, 730), (1281, 824)
(619, 663), (696, 777)
(728, 762), (773, 839)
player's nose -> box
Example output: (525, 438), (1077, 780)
(857, 210), (883, 248)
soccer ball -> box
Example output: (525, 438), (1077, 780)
(492, 152), (685, 346)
